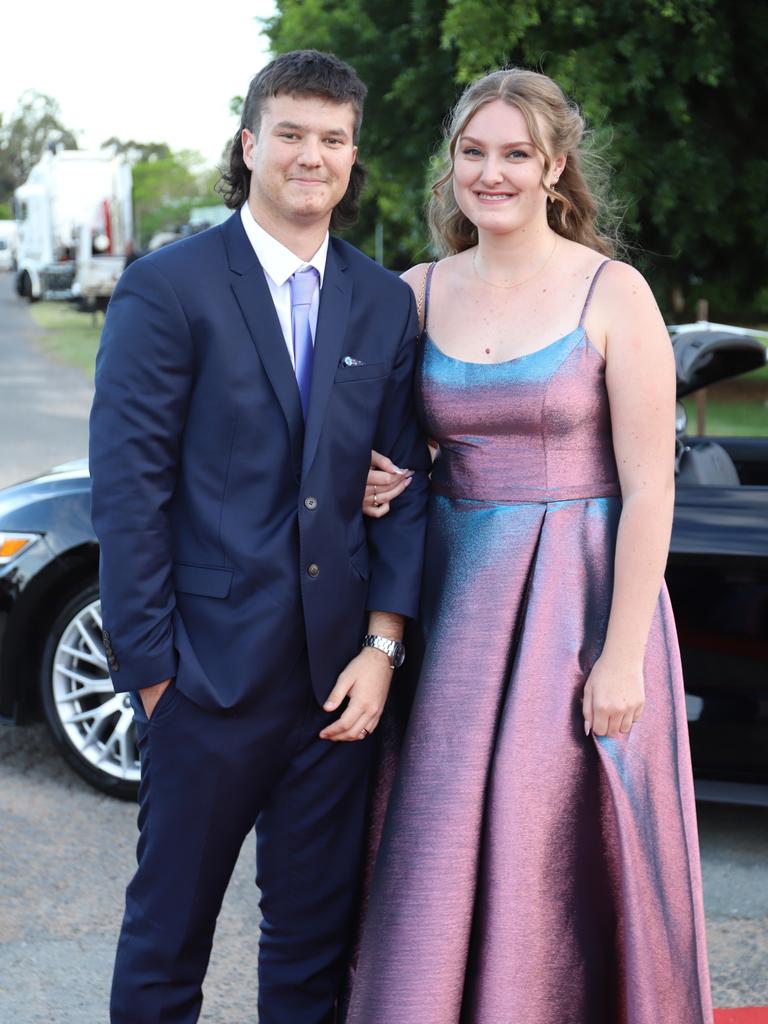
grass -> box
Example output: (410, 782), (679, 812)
(28, 301), (102, 376)
(683, 355), (768, 436)
(683, 395), (768, 436)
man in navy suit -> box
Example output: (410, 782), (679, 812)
(89, 50), (429, 1024)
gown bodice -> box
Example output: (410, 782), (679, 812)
(419, 326), (620, 504)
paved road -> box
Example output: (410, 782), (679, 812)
(0, 271), (766, 1021)
(0, 273), (94, 488)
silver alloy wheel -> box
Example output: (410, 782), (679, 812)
(50, 598), (140, 783)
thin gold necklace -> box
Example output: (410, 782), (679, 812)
(472, 235), (558, 290)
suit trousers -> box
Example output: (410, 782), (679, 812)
(110, 650), (373, 1024)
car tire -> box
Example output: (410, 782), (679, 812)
(40, 581), (140, 800)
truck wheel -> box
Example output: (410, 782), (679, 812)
(40, 581), (140, 800)
(18, 270), (39, 302)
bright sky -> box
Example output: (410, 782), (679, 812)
(1, 0), (275, 167)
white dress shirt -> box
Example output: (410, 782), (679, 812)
(240, 204), (328, 368)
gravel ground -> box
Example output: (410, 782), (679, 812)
(0, 270), (765, 1021)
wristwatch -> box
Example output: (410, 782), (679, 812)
(362, 634), (406, 669)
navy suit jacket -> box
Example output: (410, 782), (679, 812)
(89, 212), (430, 709)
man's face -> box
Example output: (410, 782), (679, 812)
(242, 92), (358, 230)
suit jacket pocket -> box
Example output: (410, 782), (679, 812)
(334, 361), (387, 383)
(173, 562), (233, 598)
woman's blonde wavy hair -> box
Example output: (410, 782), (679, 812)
(428, 68), (617, 258)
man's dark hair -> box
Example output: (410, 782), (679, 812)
(218, 50), (368, 230)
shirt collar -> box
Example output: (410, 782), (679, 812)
(240, 203), (328, 288)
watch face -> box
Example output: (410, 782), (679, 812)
(393, 645), (405, 669)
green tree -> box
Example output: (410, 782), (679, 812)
(0, 91), (78, 206)
(131, 150), (220, 245)
(101, 137), (172, 163)
(266, 0), (768, 319)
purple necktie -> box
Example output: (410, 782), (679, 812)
(289, 267), (319, 418)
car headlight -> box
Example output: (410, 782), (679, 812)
(0, 532), (40, 565)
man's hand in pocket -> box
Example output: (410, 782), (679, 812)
(139, 679), (173, 718)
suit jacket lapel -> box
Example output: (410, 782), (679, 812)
(302, 240), (351, 477)
(224, 214), (304, 469)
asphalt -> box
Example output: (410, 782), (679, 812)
(0, 270), (765, 1021)
(0, 274), (94, 489)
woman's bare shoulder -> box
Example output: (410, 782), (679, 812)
(400, 262), (433, 295)
(593, 260), (660, 325)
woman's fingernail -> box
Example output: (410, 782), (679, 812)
(394, 466), (408, 474)
(584, 722), (591, 736)
(323, 702), (334, 711)
(405, 476), (413, 486)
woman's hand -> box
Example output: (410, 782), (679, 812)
(582, 655), (645, 738)
(363, 450), (413, 519)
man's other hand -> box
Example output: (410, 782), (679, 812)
(319, 648), (393, 741)
(139, 678), (173, 719)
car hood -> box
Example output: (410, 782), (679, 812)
(670, 328), (767, 397)
(0, 458), (90, 520)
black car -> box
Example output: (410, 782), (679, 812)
(1, 327), (766, 801)
(667, 325), (768, 805)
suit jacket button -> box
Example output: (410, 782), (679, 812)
(304, 496), (318, 510)
(307, 563), (320, 578)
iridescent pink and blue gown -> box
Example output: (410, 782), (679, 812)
(345, 261), (713, 1024)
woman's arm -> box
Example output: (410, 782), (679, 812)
(582, 261), (676, 738)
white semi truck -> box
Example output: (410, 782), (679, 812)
(14, 147), (132, 307)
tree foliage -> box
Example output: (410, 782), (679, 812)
(101, 137), (172, 163)
(0, 91), (78, 207)
(266, 0), (768, 319)
(132, 152), (219, 245)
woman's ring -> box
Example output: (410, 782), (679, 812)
(372, 486), (380, 509)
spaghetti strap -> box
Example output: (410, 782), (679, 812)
(419, 261), (437, 338)
(578, 259), (612, 328)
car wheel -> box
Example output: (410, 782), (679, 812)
(40, 581), (140, 800)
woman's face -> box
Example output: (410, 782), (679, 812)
(452, 98), (563, 237)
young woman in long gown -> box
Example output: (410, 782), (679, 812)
(345, 69), (713, 1024)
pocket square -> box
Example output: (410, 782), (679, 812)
(341, 356), (365, 366)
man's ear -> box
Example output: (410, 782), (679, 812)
(242, 128), (256, 171)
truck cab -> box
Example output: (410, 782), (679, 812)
(14, 148), (132, 305)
